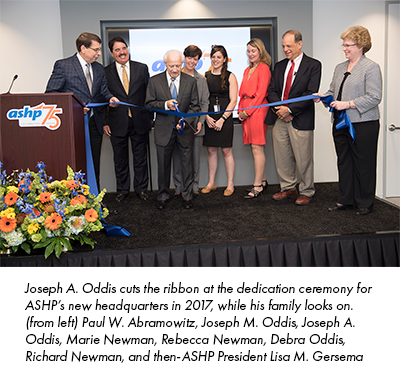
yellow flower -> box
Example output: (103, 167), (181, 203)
(7, 186), (19, 194)
(82, 184), (90, 195)
(28, 223), (40, 235)
(0, 208), (15, 219)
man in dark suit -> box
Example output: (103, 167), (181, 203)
(145, 49), (200, 210)
(102, 37), (152, 203)
(45, 32), (118, 191)
(265, 30), (321, 205)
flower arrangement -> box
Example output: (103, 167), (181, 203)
(0, 162), (108, 258)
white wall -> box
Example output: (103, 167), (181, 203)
(313, 0), (387, 196)
(0, 0), (63, 93)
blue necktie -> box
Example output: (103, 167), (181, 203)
(170, 78), (177, 100)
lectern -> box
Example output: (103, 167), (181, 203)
(0, 93), (86, 180)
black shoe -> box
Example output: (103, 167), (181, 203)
(156, 200), (167, 210)
(193, 191), (200, 199)
(328, 204), (353, 212)
(245, 184), (263, 199)
(183, 199), (193, 209)
(356, 207), (372, 216)
(137, 192), (149, 201)
(173, 192), (181, 199)
(116, 193), (128, 203)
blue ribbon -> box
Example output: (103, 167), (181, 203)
(320, 95), (356, 142)
(88, 94), (355, 140)
(84, 113), (131, 237)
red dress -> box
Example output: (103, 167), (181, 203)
(239, 62), (271, 145)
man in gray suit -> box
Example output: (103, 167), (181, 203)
(145, 49), (200, 210)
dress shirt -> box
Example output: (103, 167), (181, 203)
(281, 53), (303, 101)
(115, 62), (130, 85)
(165, 73), (181, 110)
(76, 52), (93, 79)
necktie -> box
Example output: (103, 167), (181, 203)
(121, 64), (132, 117)
(334, 72), (351, 123)
(85, 63), (92, 95)
(170, 78), (177, 100)
(283, 60), (295, 102)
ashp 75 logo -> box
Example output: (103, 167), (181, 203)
(6, 103), (63, 130)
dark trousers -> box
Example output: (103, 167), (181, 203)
(156, 129), (193, 202)
(88, 115), (102, 191)
(110, 117), (149, 195)
(333, 120), (380, 209)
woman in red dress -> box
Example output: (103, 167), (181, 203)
(238, 38), (272, 198)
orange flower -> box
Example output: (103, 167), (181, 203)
(0, 216), (17, 233)
(44, 213), (62, 230)
(32, 208), (41, 216)
(4, 192), (18, 206)
(66, 180), (78, 190)
(39, 192), (52, 203)
(85, 209), (98, 223)
(76, 195), (88, 204)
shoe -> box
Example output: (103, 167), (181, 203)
(115, 193), (128, 202)
(247, 180), (268, 192)
(295, 194), (311, 205)
(183, 199), (194, 209)
(356, 207), (372, 216)
(193, 191), (200, 199)
(244, 185), (263, 199)
(173, 192), (181, 199)
(223, 188), (235, 197)
(201, 184), (217, 194)
(328, 204), (353, 212)
(272, 188), (298, 201)
(156, 200), (167, 210)
(137, 192), (148, 201)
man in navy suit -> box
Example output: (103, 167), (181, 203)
(145, 50), (200, 210)
(265, 30), (321, 206)
(102, 37), (152, 203)
(45, 32), (118, 190)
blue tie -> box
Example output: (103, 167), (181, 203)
(170, 78), (177, 100)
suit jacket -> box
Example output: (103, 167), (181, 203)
(103, 60), (151, 135)
(45, 53), (113, 135)
(265, 53), (321, 130)
(325, 55), (382, 123)
(145, 71), (200, 147)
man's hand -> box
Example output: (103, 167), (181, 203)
(109, 97), (119, 107)
(276, 105), (291, 120)
(83, 107), (90, 115)
(176, 121), (185, 131)
(103, 125), (111, 137)
(167, 99), (178, 110)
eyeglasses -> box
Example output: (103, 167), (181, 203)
(341, 44), (357, 49)
(88, 47), (101, 53)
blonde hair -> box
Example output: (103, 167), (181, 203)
(247, 38), (272, 68)
(340, 26), (372, 54)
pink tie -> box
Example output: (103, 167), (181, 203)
(283, 60), (295, 102)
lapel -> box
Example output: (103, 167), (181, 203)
(161, 71), (171, 98)
(291, 54), (308, 90)
(111, 62), (126, 95)
(177, 73), (187, 103)
(72, 55), (89, 93)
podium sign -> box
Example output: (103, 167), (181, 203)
(0, 93), (86, 180)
